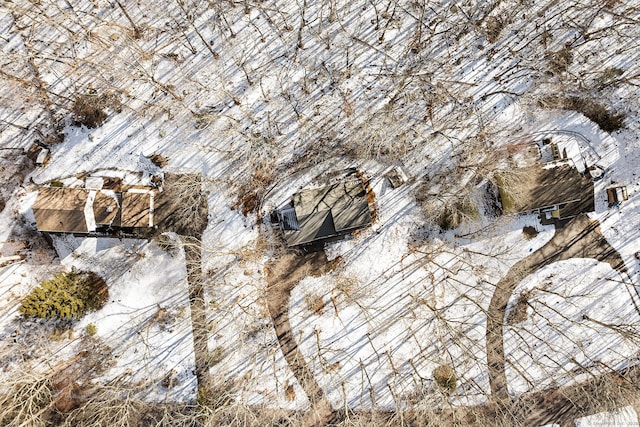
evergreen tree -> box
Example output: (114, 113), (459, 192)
(19, 269), (109, 321)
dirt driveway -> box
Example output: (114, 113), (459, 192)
(265, 251), (338, 427)
(486, 214), (626, 402)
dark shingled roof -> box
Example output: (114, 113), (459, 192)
(33, 187), (89, 233)
(283, 179), (371, 246)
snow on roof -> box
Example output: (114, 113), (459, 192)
(284, 179), (371, 246)
(33, 185), (156, 232)
(32, 187), (89, 233)
(35, 148), (49, 165)
(85, 176), (104, 190)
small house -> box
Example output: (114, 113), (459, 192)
(33, 184), (157, 234)
(499, 164), (594, 221)
(279, 179), (372, 246)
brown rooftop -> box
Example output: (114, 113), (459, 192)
(33, 187), (89, 233)
(93, 191), (121, 227)
(120, 191), (152, 228)
(500, 165), (594, 219)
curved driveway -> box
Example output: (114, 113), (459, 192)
(486, 214), (626, 401)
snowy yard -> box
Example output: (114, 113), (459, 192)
(1, 0), (640, 425)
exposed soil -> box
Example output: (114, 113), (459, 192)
(265, 251), (338, 427)
(183, 238), (212, 395)
(486, 214), (627, 402)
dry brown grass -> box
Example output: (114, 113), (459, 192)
(433, 364), (457, 393)
(506, 290), (531, 325)
(234, 167), (275, 216)
(72, 92), (121, 129)
(539, 95), (625, 133)
(305, 293), (326, 315)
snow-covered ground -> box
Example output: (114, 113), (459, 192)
(575, 406), (639, 427)
(504, 258), (639, 395)
(59, 236), (197, 402)
(0, 0), (639, 421)
(0, 231), (197, 401)
(289, 173), (556, 409)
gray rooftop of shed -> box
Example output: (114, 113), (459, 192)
(283, 179), (371, 246)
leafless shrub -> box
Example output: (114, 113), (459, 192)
(72, 92), (121, 129)
(233, 167), (274, 216)
(340, 108), (414, 161)
(506, 290), (531, 325)
(546, 46), (573, 75)
(60, 386), (150, 427)
(196, 380), (236, 412)
(156, 173), (208, 236)
(154, 233), (181, 257)
(486, 16), (506, 43)
(492, 167), (535, 213)
(0, 372), (54, 427)
(415, 181), (480, 231)
(596, 67), (625, 89)
(437, 194), (479, 231)
(522, 226), (538, 240)
(208, 346), (225, 366)
(305, 293), (325, 315)
(148, 153), (169, 168)
(433, 364), (457, 393)
(539, 95), (625, 133)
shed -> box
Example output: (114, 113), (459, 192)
(35, 149), (50, 166)
(281, 179), (372, 246)
(33, 187), (89, 233)
(606, 185), (628, 207)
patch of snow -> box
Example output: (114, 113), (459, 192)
(574, 406), (639, 427)
(58, 237), (198, 402)
(505, 259), (640, 396)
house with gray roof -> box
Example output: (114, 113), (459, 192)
(498, 164), (594, 222)
(279, 179), (372, 246)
